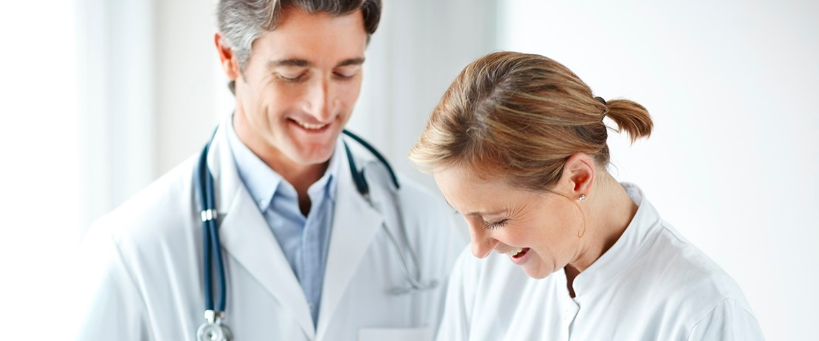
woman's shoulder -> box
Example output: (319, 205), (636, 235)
(633, 220), (755, 315)
(618, 187), (752, 311)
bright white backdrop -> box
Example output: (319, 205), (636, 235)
(0, 1), (81, 338)
(498, 1), (818, 339)
(1, 0), (816, 340)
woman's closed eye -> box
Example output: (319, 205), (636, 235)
(484, 218), (509, 230)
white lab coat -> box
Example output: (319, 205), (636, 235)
(74, 122), (465, 341)
(436, 184), (765, 341)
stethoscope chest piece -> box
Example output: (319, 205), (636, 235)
(197, 310), (233, 341)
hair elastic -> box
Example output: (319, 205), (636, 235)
(595, 96), (608, 119)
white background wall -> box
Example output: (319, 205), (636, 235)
(1, 0), (816, 339)
(0, 1), (81, 337)
(498, 1), (818, 339)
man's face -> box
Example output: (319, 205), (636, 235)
(228, 8), (367, 167)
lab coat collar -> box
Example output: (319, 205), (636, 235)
(206, 117), (317, 339)
(315, 140), (386, 340)
(571, 183), (663, 298)
(206, 118), (241, 220)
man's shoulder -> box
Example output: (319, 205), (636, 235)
(350, 150), (449, 215)
(391, 172), (457, 231)
(394, 173), (447, 208)
(355, 155), (460, 236)
(391, 172), (465, 248)
(87, 155), (199, 248)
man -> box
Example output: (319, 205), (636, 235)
(75, 1), (464, 340)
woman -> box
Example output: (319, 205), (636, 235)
(409, 51), (764, 340)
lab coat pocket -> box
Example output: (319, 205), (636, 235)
(358, 327), (432, 341)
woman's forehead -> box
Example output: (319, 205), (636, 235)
(434, 166), (535, 211)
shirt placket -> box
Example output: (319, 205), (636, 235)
(301, 198), (324, 327)
(561, 295), (580, 340)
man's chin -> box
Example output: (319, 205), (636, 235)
(285, 145), (337, 166)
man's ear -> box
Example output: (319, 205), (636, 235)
(560, 153), (596, 200)
(214, 32), (239, 81)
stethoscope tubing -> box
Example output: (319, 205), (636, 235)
(198, 141), (227, 313)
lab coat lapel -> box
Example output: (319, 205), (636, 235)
(316, 151), (384, 339)
(207, 122), (316, 339)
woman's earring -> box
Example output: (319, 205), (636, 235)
(579, 194), (586, 202)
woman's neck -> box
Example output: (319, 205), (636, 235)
(565, 176), (639, 297)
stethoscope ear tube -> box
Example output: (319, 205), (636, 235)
(197, 145), (215, 313)
(342, 130), (400, 190)
(198, 135), (228, 314)
(204, 154), (227, 313)
(343, 140), (369, 196)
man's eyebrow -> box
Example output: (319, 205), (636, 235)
(336, 58), (365, 67)
(266, 58), (365, 69)
(267, 59), (312, 68)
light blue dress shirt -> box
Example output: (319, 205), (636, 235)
(226, 122), (341, 327)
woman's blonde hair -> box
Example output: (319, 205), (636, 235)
(409, 51), (653, 191)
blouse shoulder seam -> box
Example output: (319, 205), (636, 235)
(685, 298), (759, 341)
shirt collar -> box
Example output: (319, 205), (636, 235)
(225, 117), (343, 210)
(571, 183), (663, 297)
(309, 138), (342, 203)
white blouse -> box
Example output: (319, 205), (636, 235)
(436, 184), (764, 340)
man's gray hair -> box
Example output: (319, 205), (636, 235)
(217, 0), (382, 70)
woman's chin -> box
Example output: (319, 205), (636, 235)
(522, 263), (554, 279)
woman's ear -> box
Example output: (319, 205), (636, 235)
(214, 32), (239, 81)
(560, 153), (596, 200)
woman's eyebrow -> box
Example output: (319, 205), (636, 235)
(443, 198), (505, 217)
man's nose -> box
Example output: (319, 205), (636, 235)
(306, 79), (334, 122)
(468, 223), (499, 259)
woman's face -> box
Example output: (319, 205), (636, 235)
(434, 165), (586, 279)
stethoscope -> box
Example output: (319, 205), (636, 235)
(195, 128), (437, 341)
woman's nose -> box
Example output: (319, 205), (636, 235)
(468, 223), (498, 259)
